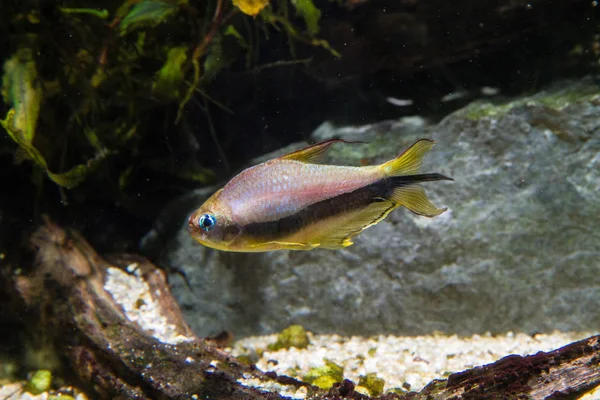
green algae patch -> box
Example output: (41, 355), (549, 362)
(460, 82), (600, 121)
(356, 373), (385, 396)
(303, 359), (343, 390)
(387, 387), (408, 395)
(153, 46), (188, 99)
(25, 369), (52, 395)
(460, 101), (516, 121)
(268, 324), (310, 351)
(235, 354), (254, 366)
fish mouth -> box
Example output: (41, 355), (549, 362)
(187, 214), (200, 236)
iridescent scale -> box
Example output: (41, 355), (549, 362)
(222, 160), (380, 225)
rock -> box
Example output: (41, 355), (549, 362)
(156, 77), (600, 338)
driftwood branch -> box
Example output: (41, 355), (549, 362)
(11, 221), (600, 399)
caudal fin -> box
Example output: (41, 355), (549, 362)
(381, 139), (436, 176)
(380, 139), (452, 217)
(389, 184), (448, 217)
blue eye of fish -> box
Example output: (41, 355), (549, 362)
(198, 214), (216, 231)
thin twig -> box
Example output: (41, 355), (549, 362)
(176, 1), (238, 123)
(232, 57), (313, 76)
(193, 96), (230, 173)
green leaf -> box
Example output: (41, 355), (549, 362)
(59, 7), (109, 19)
(1, 48), (42, 143)
(153, 46), (188, 99)
(261, 9), (339, 57)
(46, 165), (90, 188)
(1, 109), (107, 188)
(224, 25), (248, 48)
(119, 1), (178, 35)
(203, 41), (224, 82)
(203, 36), (239, 82)
(291, 0), (321, 35)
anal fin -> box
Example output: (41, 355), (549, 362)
(307, 201), (397, 249)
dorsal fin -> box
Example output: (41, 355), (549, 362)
(279, 139), (365, 164)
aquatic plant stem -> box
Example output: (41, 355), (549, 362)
(195, 95), (230, 173)
(176, 0), (238, 123)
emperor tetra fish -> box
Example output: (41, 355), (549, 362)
(188, 139), (452, 252)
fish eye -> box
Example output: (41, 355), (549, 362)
(198, 214), (217, 232)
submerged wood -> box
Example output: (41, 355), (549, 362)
(13, 220), (600, 399)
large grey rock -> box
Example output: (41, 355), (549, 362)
(150, 78), (600, 338)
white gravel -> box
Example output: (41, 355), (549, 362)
(103, 264), (194, 345)
(2, 331), (598, 398)
(230, 330), (599, 396)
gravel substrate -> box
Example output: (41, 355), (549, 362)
(1, 331), (598, 399)
(230, 330), (599, 396)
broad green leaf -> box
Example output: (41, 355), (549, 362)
(1, 109), (46, 168)
(153, 46), (188, 99)
(1, 48), (42, 143)
(46, 165), (90, 188)
(291, 0), (321, 35)
(1, 109), (106, 188)
(119, 1), (178, 35)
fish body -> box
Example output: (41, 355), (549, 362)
(188, 139), (452, 252)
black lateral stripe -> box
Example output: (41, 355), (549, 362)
(243, 180), (388, 241)
(242, 173), (449, 242)
(242, 173), (448, 241)
(392, 173), (453, 184)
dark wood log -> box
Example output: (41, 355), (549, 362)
(15, 220), (311, 399)
(406, 336), (600, 399)
(11, 220), (600, 399)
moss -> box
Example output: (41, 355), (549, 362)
(285, 367), (300, 377)
(0, 356), (18, 380)
(461, 102), (516, 121)
(25, 369), (52, 395)
(328, 137), (391, 164)
(267, 324), (310, 351)
(460, 82), (600, 121)
(303, 359), (343, 390)
(235, 354), (255, 366)
(387, 387), (408, 395)
(357, 373), (385, 396)
(311, 375), (339, 390)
